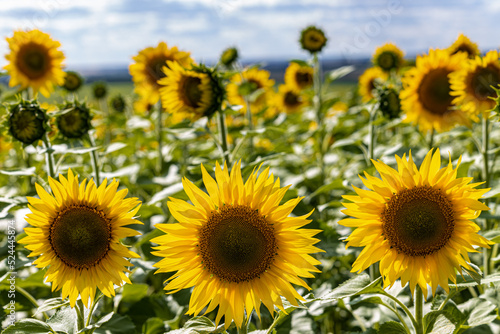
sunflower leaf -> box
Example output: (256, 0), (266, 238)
(34, 297), (70, 316)
(378, 321), (407, 334)
(320, 274), (383, 302)
(47, 306), (77, 334)
(2, 318), (55, 334)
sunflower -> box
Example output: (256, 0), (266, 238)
(400, 49), (470, 133)
(359, 67), (388, 103)
(129, 42), (192, 105)
(226, 68), (275, 114)
(62, 71), (84, 92)
(92, 81), (108, 100)
(220, 47), (239, 68)
(4, 29), (66, 97)
(56, 101), (92, 139)
(152, 161), (322, 329)
(159, 62), (223, 122)
(300, 26), (327, 53)
(372, 43), (404, 72)
(450, 50), (500, 119)
(284, 62), (314, 91)
(19, 169), (142, 307)
(340, 149), (491, 296)
(447, 34), (480, 59)
(110, 94), (127, 113)
(377, 85), (402, 119)
(6, 100), (47, 145)
(273, 84), (307, 114)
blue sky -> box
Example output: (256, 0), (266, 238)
(0, 0), (498, 69)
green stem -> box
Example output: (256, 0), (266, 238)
(428, 128), (435, 149)
(245, 98), (254, 158)
(266, 311), (287, 334)
(218, 110), (231, 165)
(87, 134), (100, 184)
(482, 115), (490, 278)
(16, 286), (49, 320)
(378, 300), (411, 334)
(313, 53), (323, 126)
(414, 285), (424, 334)
(42, 134), (55, 179)
(368, 105), (377, 160)
(379, 290), (418, 332)
(157, 102), (163, 175)
(85, 293), (103, 332)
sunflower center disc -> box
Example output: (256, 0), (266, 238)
(17, 43), (47, 79)
(50, 205), (111, 269)
(296, 71), (312, 87)
(181, 76), (202, 108)
(471, 66), (500, 101)
(284, 92), (300, 107)
(382, 186), (455, 257)
(378, 52), (396, 71)
(418, 68), (453, 115)
(147, 56), (171, 85)
(199, 205), (277, 283)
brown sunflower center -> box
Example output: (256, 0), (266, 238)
(296, 71), (313, 88)
(181, 76), (202, 108)
(57, 107), (90, 139)
(382, 186), (455, 257)
(146, 56), (172, 86)
(284, 91), (301, 107)
(17, 43), (48, 79)
(199, 205), (277, 283)
(471, 65), (500, 101)
(9, 107), (46, 145)
(50, 205), (111, 269)
(377, 51), (397, 71)
(418, 68), (453, 115)
(451, 45), (476, 58)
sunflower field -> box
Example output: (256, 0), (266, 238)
(1, 26), (500, 334)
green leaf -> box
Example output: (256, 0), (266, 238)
(0, 167), (36, 176)
(378, 321), (407, 334)
(104, 142), (127, 154)
(482, 228), (500, 243)
(424, 310), (458, 334)
(307, 179), (346, 199)
(459, 298), (497, 328)
(35, 298), (70, 316)
(79, 313), (136, 334)
(427, 315), (455, 334)
(142, 317), (165, 334)
(320, 274), (383, 302)
(2, 318), (55, 334)
(168, 316), (226, 333)
(120, 283), (149, 304)
(46, 306), (77, 334)
(328, 65), (355, 82)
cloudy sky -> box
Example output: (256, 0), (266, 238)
(0, 0), (497, 69)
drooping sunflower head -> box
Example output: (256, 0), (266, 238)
(152, 161), (322, 329)
(339, 149), (492, 296)
(284, 62), (314, 91)
(227, 67), (275, 114)
(372, 43), (405, 72)
(4, 29), (66, 97)
(159, 62), (224, 122)
(358, 67), (388, 103)
(400, 49), (470, 133)
(447, 34), (480, 59)
(5, 99), (48, 145)
(110, 94), (127, 113)
(62, 71), (84, 92)
(376, 85), (402, 119)
(19, 169), (142, 307)
(220, 47), (239, 67)
(299, 26), (327, 54)
(129, 42), (193, 105)
(273, 84), (307, 114)
(92, 81), (108, 100)
(56, 101), (92, 139)
(450, 50), (500, 119)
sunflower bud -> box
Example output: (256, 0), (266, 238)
(110, 94), (126, 113)
(63, 71), (84, 92)
(299, 26), (327, 54)
(56, 101), (92, 139)
(7, 100), (47, 145)
(220, 47), (239, 67)
(92, 81), (108, 99)
(377, 86), (402, 119)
